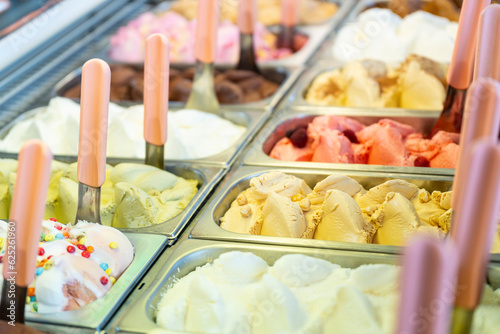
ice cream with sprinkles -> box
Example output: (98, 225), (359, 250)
(0, 218), (134, 313)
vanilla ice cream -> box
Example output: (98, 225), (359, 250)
(332, 9), (458, 64)
(0, 97), (246, 160)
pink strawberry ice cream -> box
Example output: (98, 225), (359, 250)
(269, 116), (459, 168)
(109, 11), (301, 64)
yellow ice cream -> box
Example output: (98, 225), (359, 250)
(3, 161), (198, 228)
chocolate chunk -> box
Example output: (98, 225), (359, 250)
(259, 80), (280, 98)
(215, 80), (245, 104)
(214, 73), (228, 84)
(238, 76), (264, 93)
(224, 69), (257, 82)
(170, 78), (193, 102)
(182, 67), (195, 80)
(169, 68), (182, 80)
(110, 65), (136, 86)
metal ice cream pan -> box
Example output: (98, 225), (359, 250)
(189, 165), (454, 256)
(25, 232), (167, 332)
(287, 61), (447, 113)
(52, 63), (303, 112)
(114, 238), (500, 333)
(0, 105), (267, 168)
(242, 108), (454, 177)
(0, 152), (226, 239)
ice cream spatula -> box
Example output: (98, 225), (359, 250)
(236, 0), (260, 74)
(144, 33), (169, 170)
(449, 140), (500, 334)
(473, 4), (500, 81)
(185, 0), (221, 115)
(451, 79), (500, 231)
(0, 140), (52, 324)
(278, 0), (299, 49)
(74, 59), (110, 225)
(428, 0), (491, 138)
(397, 237), (457, 334)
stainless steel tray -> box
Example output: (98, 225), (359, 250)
(0, 154), (225, 239)
(99, 0), (355, 69)
(190, 166), (454, 255)
(26, 232), (168, 331)
(242, 108), (453, 176)
(0, 106), (268, 168)
(52, 63), (304, 112)
(115, 238), (500, 333)
(287, 60), (446, 112)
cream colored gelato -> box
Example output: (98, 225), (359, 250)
(155, 251), (500, 333)
(0, 97), (246, 160)
(306, 55), (446, 110)
(1, 160), (197, 228)
(220, 172), (455, 247)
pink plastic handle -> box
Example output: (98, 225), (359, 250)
(282, 0), (299, 27)
(451, 79), (500, 231)
(3, 140), (52, 287)
(447, 0), (491, 89)
(452, 140), (500, 309)
(474, 5), (500, 81)
(397, 237), (457, 334)
(194, 0), (219, 63)
(144, 33), (169, 146)
(77, 59), (110, 188)
(239, 0), (256, 34)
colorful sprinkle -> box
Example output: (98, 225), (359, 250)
(79, 237), (86, 245)
(100, 277), (109, 285)
(49, 218), (57, 222)
(40, 234), (45, 242)
(81, 251), (90, 258)
(100, 263), (109, 271)
(47, 255), (53, 260)
(55, 233), (64, 239)
(67, 245), (75, 253)
(0, 256), (3, 263)
(62, 231), (69, 237)
(30, 296), (36, 302)
(27, 287), (35, 297)
(55, 224), (62, 230)
(43, 262), (52, 270)
(109, 277), (116, 285)
(26, 297), (30, 304)
(109, 242), (118, 249)
(32, 303), (38, 312)
(38, 247), (45, 256)
(77, 244), (87, 251)
(36, 267), (44, 276)
(44, 234), (54, 242)
(86, 246), (94, 253)
(105, 268), (112, 275)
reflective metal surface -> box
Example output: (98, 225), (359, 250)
(145, 143), (165, 170)
(75, 183), (101, 224)
(185, 61), (220, 115)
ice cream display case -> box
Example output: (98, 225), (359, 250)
(114, 238), (500, 333)
(189, 166), (461, 254)
(242, 108), (455, 176)
(53, 63), (304, 112)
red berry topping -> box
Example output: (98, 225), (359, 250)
(81, 251), (90, 258)
(67, 245), (75, 253)
(342, 129), (359, 144)
(414, 156), (430, 167)
(47, 255), (53, 260)
(289, 128), (308, 148)
(49, 218), (57, 222)
(0, 256), (3, 263)
(55, 224), (63, 230)
(77, 244), (87, 251)
(100, 276), (109, 285)
(38, 247), (45, 256)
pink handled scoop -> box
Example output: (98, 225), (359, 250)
(278, 0), (299, 49)
(0, 140), (52, 324)
(450, 140), (500, 333)
(397, 237), (458, 334)
(473, 4), (500, 81)
(144, 33), (169, 170)
(428, 0), (491, 138)
(75, 59), (111, 224)
(185, 0), (221, 115)
(236, 0), (260, 73)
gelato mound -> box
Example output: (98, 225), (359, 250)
(155, 251), (500, 333)
(0, 159), (198, 228)
(0, 219), (134, 313)
(109, 11), (307, 64)
(269, 115), (459, 168)
(220, 172), (457, 247)
(386, 0), (460, 21)
(62, 65), (281, 104)
(0, 97), (247, 160)
(170, 0), (339, 25)
(306, 55), (447, 110)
